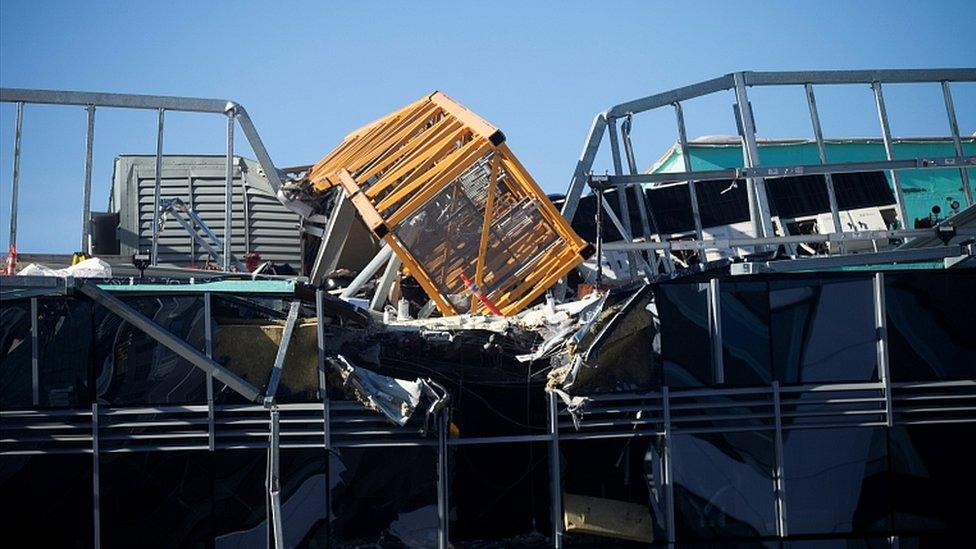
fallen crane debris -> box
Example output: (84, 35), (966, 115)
(297, 91), (592, 317)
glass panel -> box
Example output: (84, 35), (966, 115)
(771, 278), (878, 384)
(885, 271), (976, 382)
(37, 299), (94, 408)
(100, 451), (212, 548)
(561, 438), (665, 543)
(782, 427), (890, 536)
(0, 454), (94, 548)
(213, 449), (268, 546)
(671, 431), (777, 540)
(93, 296), (207, 406)
(721, 282), (772, 387)
(0, 300), (32, 408)
(888, 423), (976, 536)
(657, 283), (713, 387)
(330, 446), (439, 546)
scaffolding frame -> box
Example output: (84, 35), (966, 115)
(561, 69), (976, 274)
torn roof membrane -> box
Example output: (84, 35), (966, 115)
(300, 92), (591, 316)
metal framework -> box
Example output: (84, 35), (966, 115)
(3, 271), (974, 547)
(303, 91), (591, 316)
(0, 87), (312, 271)
(562, 69), (976, 272)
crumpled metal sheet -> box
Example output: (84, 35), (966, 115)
(327, 354), (448, 426)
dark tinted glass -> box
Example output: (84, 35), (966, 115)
(885, 271), (976, 382)
(721, 282), (772, 387)
(37, 299), (94, 408)
(771, 278), (878, 384)
(213, 449), (268, 545)
(657, 283), (713, 387)
(671, 431), (777, 540)
(330, 447), (439, 546)
(782, 427), (891, 535)
(93, 296), (208, 405)
(100, 451), (212, 548)
(0, 454), (94, 548)
(0, 301), (32, 408)
(888, 423), (976, 535)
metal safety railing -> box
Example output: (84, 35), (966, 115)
(561, 69), (976, 275)
(0, 88), (310, 272)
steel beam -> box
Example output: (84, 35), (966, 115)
(370, 253), (402, 311)
(151, 108), (165, 265)
(339, 244), (393, 299)
(266, 408), (284, 548)
(81, 105), (95, 254)
(734, 72), (775, 242)
(547, 391), (563, 548)
(742, 68), (976, 87)
(674, 101), (707, 263)
(872, 82), (909, 228)
(707, 279), (724, 385)
(591, 155), (976, 187)
(942, 81), (973, 207)
(607, 74), (735, 118)
(204, 292), (215, 451)
(561, 113), (608, 222)
(620, 115), (654, 241)
(78, 282), (262, 402)
(604, 228), (976, 253)
(606, 118), (632, 236)
(264, 301), (302, 406)
(225, 111), (235, 271)
(804, 84), (843, 246)
(730, 243), (971, 275)
(315, 289), (333, 541)
(7, 101), (23, 266)
(662, 386), (675, 544)
(309, 191), (358, 285)
(772, 381), (788, 538)
(874, 273), (894, 428)
(437, 408), (450, 549)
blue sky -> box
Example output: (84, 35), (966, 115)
(1, 1), (974, 253)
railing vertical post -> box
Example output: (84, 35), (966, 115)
(941, 81), (973, 207)
(204, 292), (215, 451)
(733, 73), (775, 245)
(80, 104), (96, 254)
(6, 101), (24, 273)
(874, 273), (894, 427)
(707, 279), (724, 385)
(31, 297), (39, 405)
(620, 114), (655, 243)
(225, 110), (235, 272)
(437, 407), (450, 549)
(871, 82), (909, 229)
(547, 391), (563, 548)
(607, 118), (639, 279)
(772, 381), (788, 538)
(804, 84), (844, 252)
(315, 289), (332, 541)
(92, 401), (101, 549)
(674, 102), (707, 264)
(662, 386), (675, 544)
(151, 108), (165, 266)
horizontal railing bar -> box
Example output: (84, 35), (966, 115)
(591, 155), (976, 188)
(743, 68), (976, 86)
